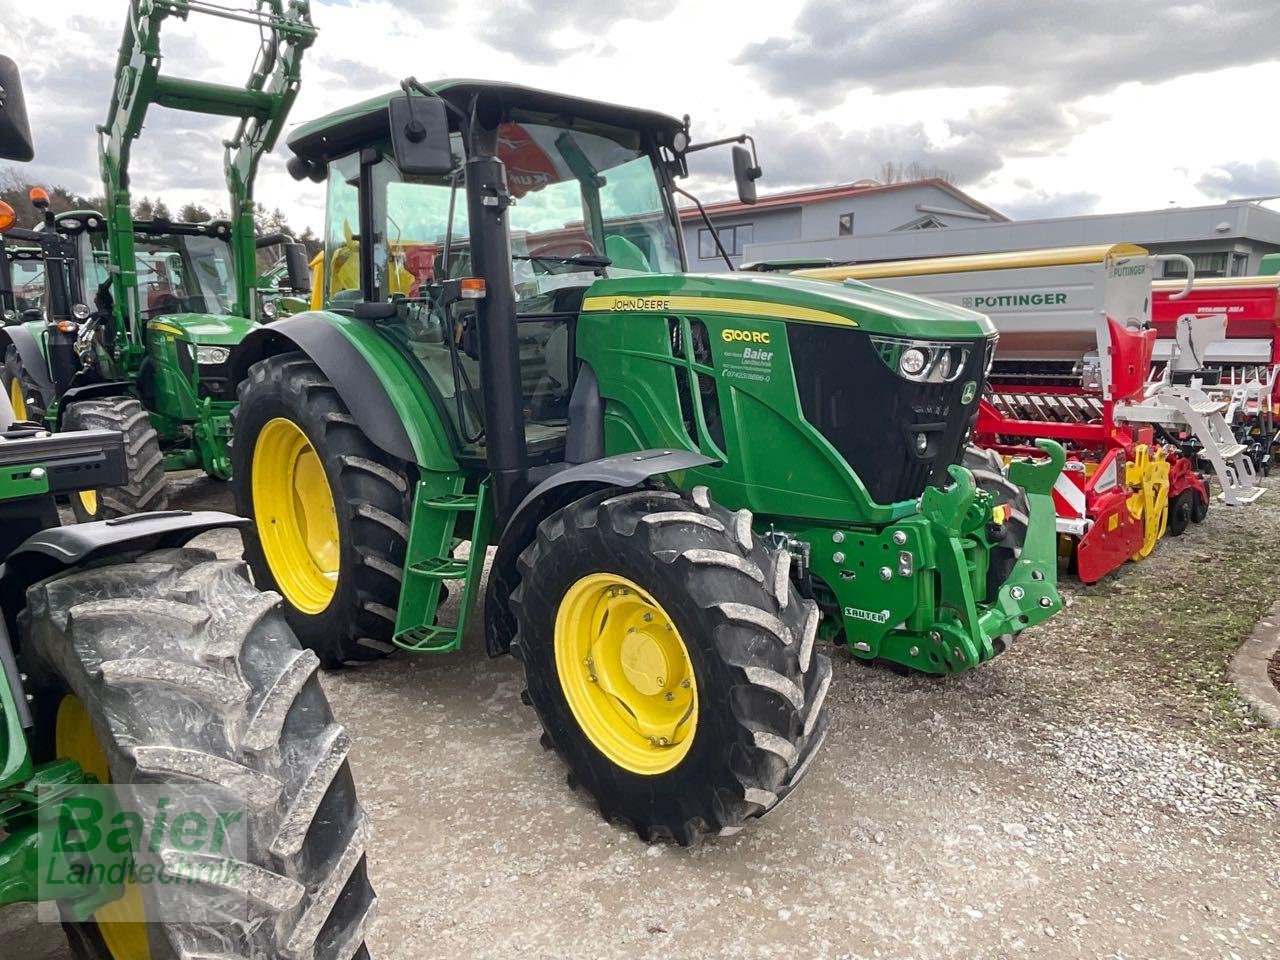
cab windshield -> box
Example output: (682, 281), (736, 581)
(7, 255), (47, 315)
(132, 234), (238, 319)
(320, 110), (681, 450)
(77, 230), (238, 320)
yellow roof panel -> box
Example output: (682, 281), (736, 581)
(1152, 275), (1280, 291)
(796, 243), (1150, 281)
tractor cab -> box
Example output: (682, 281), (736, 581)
(292, 82), (691, 471)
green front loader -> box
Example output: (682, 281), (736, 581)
(224, 79), (1064, 842)
(0, 0), (315, 522)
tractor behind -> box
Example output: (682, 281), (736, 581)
(0, 0), (315, 522)
(0, 50), (375, 959)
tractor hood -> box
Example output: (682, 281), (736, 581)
(146, 313), (256, 346)
(582, 272), (995, 340)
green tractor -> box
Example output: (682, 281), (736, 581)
(0, 53), (375, 960)
(225, 78), (1064, 841)
(0, 0), (315, 522)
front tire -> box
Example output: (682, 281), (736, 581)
(62, 397), (168, 521)
(511, 486), (831, 844)
(21, 547), (376, 960)
(231, 352), (411, 667)
(3, 342), (44, 423)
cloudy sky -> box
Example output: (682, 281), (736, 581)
(4, 0), (1279, 233)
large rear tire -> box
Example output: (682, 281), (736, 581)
(231, 351), (411, 667)
(511, 486), (831, 844)
(20, 547), (376, 960)
(62, 397), (168, 522)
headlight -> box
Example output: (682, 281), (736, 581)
(71, 302), (91, 320)
(874, 336), (972, 383)
(196, 345), (230, 365)
(899, 348), (927, 376)
(260, 300), (278, 320)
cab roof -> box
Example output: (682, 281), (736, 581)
(287, 79), (685, 165)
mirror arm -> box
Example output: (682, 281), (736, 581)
(401, 76), (470, 126)
(672, 184), (735, 272)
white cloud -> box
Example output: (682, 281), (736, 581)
(3, 0), (1278, 234)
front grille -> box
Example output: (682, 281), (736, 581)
(197, 363), (235, 401)
(787, 326), (991, 504)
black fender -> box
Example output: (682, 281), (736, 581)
(483, 448), (717, 658)
(231, 315), (416, 463)
(53, 381), (133, 428)
(1, 324), (55, 409)
(0, 510), (248, 634)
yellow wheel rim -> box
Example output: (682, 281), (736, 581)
(79, 489), (99, 516)
(554, 573), (698, 775)
(252, 417), (340, 614)
(56, 696), (151, 960)
(9, 376), (27, 421)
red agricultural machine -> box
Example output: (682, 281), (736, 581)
(1151, 274), (1280, 474)
(798, 244), (1264, 583)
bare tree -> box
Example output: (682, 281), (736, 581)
(876, 161), (957, 185)
(0, 166), (102, 225)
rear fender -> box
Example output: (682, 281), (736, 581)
(483, 449), (717, 657)
(231, 312), (455, 472)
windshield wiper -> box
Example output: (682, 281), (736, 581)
(513, 254), (612, 269)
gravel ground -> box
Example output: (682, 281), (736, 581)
(6, 473), (1279, 959)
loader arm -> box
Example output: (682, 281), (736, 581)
(97, 0), (316, 337)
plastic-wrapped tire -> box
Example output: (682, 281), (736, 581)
(20, 547), (376, 960)
(62, 397), (168, 522)
(511, 485), (831, 845)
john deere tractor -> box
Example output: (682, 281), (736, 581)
(225, 78), (1063, 842)
(0, 0), (315, 522)
(0, 53), (375, 960)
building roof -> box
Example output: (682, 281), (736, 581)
(678, 178), (1008, 222)
(747, 199), (1280, 265)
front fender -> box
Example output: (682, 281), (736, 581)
(231, 311), (455, 472)
(483, 449), (717, 657)
(0, 511), (247, 623)
(1, 321), (54, 408)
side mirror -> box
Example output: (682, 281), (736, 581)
(732, 144), (762, 205)
(0, 56), (33, 163)
(284, 242), (312, 295)
(388, 95), (453, 177)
